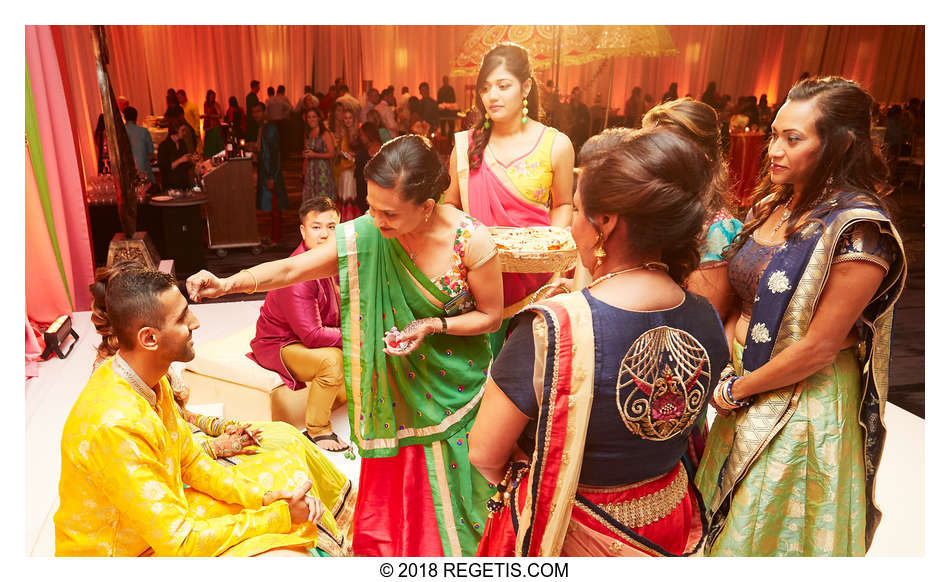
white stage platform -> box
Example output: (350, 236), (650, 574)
(25, 300), (924, 556)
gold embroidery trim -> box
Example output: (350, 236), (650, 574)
(593, 465), (687, 530)
(576, 471), (666, 494)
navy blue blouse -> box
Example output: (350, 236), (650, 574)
(490, 289), (729, 486)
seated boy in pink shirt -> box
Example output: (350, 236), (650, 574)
(249, 197), (348, 451)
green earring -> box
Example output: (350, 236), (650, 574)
(521, 98), (529, 124)
(484, 111), (491, 130)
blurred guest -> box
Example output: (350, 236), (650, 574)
(397, 86), (412, 132)
(177, 90), (201, 138)
(366, 109), (392, 143)
(335, 84), (361, 120)
(319, 83), (339, 118)
(302, 108), (336, 202)
(250, 101), (288, 247)
(374, 87), (399, 137)
(163, 89), (179, 119)
(333, 108), (360, 220)
(158, 119), (198, 191)
(124, 106), (156, 185)
(361, 87), (380, 123)
(569, 87), (591, 153)
(245, 80), (262, 141)
(701, 82), (719, 108)
(757, 94), (772, 129)
(437, 75), (457, 136)
(225, 96), (246, 140)
(418, 82), (439, 133)
(624, 86), (645, 128)
(201, 90), (225, 156)
(662, 82), (679, 103)
(271, 85), (294, 156)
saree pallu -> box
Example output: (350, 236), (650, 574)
(695, 193), (907, 555)
(475, 292), (705, 557)
(337, 215), (493, 556)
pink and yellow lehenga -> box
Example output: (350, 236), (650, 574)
(454, 127), (563, 352)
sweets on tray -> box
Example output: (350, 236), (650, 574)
(488, 226), (577, 273)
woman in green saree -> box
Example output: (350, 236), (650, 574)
(187, 135), (504, 556)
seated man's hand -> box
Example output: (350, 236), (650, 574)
(264, 480), (323, 525)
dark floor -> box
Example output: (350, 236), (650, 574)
(171, 154), (926, 418)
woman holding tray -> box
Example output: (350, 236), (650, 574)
(444, 42), (575, 354)
(187, 135), (504, 557)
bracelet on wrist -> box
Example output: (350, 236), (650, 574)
(439, 315), (447, 334)
(713, 374), (749, 410)
(239, 269), (259, 294)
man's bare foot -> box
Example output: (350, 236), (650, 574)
(303, 430), (350, 452)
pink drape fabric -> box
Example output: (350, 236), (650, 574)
(26, 25), (94, 313)
(25, 142), (72, 325)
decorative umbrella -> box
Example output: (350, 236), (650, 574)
(448, 25), (598, 78)
(589, 26), (679, 130)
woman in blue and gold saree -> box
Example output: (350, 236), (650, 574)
(187, 135), (504, 556)
(470, 129), (729, 557)
(695, 77), (907, 556)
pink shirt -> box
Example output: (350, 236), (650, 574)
(247, 242), (342, 389)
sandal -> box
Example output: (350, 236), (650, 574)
(303, 430), (350, 453)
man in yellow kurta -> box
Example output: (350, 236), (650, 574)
(54, 268), (324, 556)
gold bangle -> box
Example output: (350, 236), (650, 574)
(240, 269), (259, 294)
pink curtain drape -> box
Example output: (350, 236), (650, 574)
(26, 25), (94, 320)
(54, 25), (924, 188)
(550, 25), (924, 113)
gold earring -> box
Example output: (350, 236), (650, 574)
(484, 110), (491, 129)
(521, 97), (529, 124)
(593, 233), (606, 269)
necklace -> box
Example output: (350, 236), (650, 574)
(770, 201), (792, 239)
(588, 262), (669, 289)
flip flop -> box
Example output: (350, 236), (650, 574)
(302, 430), (350, 453)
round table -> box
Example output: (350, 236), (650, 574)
(728, 132), (766, 209)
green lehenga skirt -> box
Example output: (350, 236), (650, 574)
(695, 341), (867, 556)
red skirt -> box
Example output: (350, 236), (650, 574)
(351, 445), (445, 556)
(477, 463), (702, 557)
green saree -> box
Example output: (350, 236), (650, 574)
(337, 215), (493, 556)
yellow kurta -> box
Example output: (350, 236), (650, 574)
(54, 357), (317, 556)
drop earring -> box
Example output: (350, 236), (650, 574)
(521, 97), (529, 124)
(484, 111), (492, 130)
(593, 232), (606, 269)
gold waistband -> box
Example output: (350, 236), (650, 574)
(590, 465), (688, 530)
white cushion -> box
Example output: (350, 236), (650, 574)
(184, 325), (284, 390)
